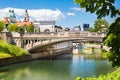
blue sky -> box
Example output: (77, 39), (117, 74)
(0, 0), (120, 29)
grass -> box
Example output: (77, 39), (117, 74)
(0, 39), (29, 58)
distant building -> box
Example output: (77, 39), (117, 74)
(83, 24), (89, 31)
(3, 9), (33, 32)
(64, 28), (70, 31)
(73, 25), (81, 32)
(34, 21), (62, 33)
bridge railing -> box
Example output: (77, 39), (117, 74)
(11, 31), (105, 50)
(12, 31), (105, 38)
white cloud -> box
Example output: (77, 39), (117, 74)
(0, 7), (65, 21)
(71, 7), (82, 11)
(67, 12), (75, 16)
(70, 7), (85, 12)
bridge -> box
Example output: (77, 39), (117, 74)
(11, 31), (105, 51)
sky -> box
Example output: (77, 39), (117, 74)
(0, 0), (120, 29)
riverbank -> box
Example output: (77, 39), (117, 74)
(0, 39), (29, 58)
(0, 47), (72, 67)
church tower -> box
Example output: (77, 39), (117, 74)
(9, 9), (16, 23)
(23, 10), (29, 22)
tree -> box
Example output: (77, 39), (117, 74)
(94, 19), (109, 32)
(74, 0), (120, 67)
(8, 23), (19, 32)
(0, 21), (4, 32)
(74, 0), (120, 18)
(104, 18), (120, 66)
(88, 27), (96, 32)
(27, 24), (34, 33)
(22, 23), (34, 33)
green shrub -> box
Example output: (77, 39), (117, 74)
(76, 68), (120, 80)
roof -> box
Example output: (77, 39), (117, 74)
(55, 25), (62, 29)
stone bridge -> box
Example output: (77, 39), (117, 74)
(11, 31), (105, 51)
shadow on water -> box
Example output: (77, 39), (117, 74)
(0, 69), (9, 73)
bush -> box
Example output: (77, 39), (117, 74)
(76, 68), (120, 80)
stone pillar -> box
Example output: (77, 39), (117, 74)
(0, 31), (15, 44)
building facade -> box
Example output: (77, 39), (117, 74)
(34, 21), (62, 33)
(83, 24), (89, 31)
(73, 25), (81, 32)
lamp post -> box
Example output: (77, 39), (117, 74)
(19, 28), (24, 48)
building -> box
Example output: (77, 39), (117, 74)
(34, 21), (62, 33)
(3, 9), (33, 33)
(3, 9), (16, 30)
(73, 25), (81, 32)
(64, 28), (70, 31)
(83, 24), (89, 31)
(2, 9), (62, 33)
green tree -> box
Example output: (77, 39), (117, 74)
(8, 23), (19, 32)
(0, 21), (4, 32)
(104, 18), (120, 66)
(27, 24), (34, 33)
(88, 27), (96, 32)
(74, 0), (120, 18)
(74, 0), (120, 67)
(94, 19), (109, 32)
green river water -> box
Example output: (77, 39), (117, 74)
(0, 54), (113, 80)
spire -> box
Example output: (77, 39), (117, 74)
(12, 10), (16, 18)
(9, 9), (16, 23)
(23, 10), (29, 22)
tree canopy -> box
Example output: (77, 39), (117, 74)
(74, 0), (120, 67)
(74, 0), (120, 18)
(0, 21), (4, 32)
(104, 18), (120, 66)
(8, 23), (19, 32)
(94, 19), (109, 32)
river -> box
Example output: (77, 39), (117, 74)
(0, 44), (113, 80)
(0, 56), (112, 80)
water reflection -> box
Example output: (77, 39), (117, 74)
(0, 44), (113, 80)
(70, 55), (112, 78)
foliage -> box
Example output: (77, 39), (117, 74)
(7, 23), (19, 32)
(76, 67), (120, 80)
(88, 19), (109, 32)
(103, 18), (120, 67)
(74, 0), (120, 18)
(0, 39), (29, 58)
(0, 52), (12, 58)
(88, 27), (96, 32)
(94, 19), (109, 32)
(0, 21), (4, 32)
(27, 24), (34, 32)
(21, 24), (34, 33)
(74, 0), (120, 67)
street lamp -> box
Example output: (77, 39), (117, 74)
(19, 28), (24, 48)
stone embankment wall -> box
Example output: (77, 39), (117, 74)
(0, 47), (72, 67)
(0, 55), (32, 67)
(83, 43), (101, 49)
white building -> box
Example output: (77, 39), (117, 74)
(34, 21), (62, 33)
(73, 26), (81, 32)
